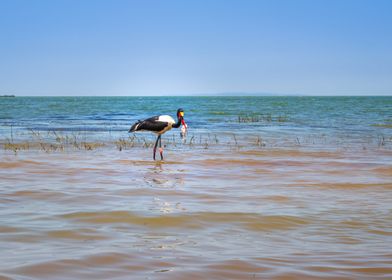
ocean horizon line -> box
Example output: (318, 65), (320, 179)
(5, 93), (392, 97)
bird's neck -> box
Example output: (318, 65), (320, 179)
(172, 116), (182, 128)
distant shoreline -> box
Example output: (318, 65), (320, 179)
(5, 94), (392, 98)
(0, 95), (15, 98)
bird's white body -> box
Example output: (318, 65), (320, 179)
(157, 115), (175, 124)
(156, 115), (175, 135)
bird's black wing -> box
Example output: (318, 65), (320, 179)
(129, 116), (168, 133)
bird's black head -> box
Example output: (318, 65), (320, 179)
(177, 108), (184, 118)
(177, 108), (186, 127)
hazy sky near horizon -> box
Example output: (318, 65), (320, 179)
(0, 0), (391, 96)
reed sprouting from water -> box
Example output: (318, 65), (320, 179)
(2, 129), (105, 154)
(237, 114), (288, 123)
(1, 128), (266, 154)
(1, 127), (391, 154)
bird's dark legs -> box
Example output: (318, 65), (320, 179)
(153, 135), (161, 160)
(159, 136), (163, 160)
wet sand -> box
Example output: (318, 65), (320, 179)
(1, 146), (392, 279)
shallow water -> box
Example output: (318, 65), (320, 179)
(1, 96), (392, 279)
(1, 146), (392, 279)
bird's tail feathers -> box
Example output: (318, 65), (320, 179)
(129, 120), (142, 133)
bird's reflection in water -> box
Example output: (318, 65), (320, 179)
(143, 161), (187, 213)
(143, 161), (185, 189)
(152, 161), (164, 174)
(144, 162), (165, 186)
(151, 196), (186, 213)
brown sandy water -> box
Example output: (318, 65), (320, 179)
(1, 147), (392, 279)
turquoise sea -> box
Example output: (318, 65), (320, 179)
(1, 96), (392, 150)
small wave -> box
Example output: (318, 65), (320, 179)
(310, 183), (392, 189)
(60, 211), (310, 231)
(6, 190), (67, 201)
(0, 160), (42, 169)
(46, 229), (108, 240)
(0, 226), (22, 233)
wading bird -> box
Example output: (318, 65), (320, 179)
(129, 108), (187, 160)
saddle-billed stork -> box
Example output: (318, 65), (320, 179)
(128, 108), (187, 160)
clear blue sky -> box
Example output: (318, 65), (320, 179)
(0, 0), (391, 96)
